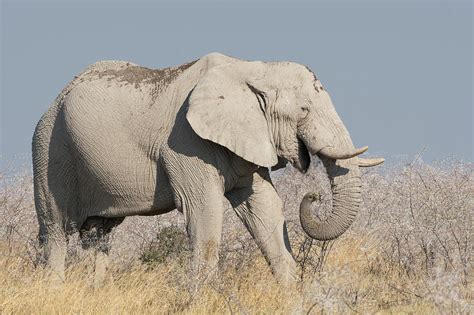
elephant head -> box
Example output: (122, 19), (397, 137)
(187, 56), (384, 241)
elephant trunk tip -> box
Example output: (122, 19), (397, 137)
(299, 191), (330, 240)
(303, 192), (321, 203)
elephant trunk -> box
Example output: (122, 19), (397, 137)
(300, 157), (362, 240)
(296, 89), (381, 240)
(298, 100), (363, 240)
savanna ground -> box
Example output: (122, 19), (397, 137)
(0, 156), (472, 314)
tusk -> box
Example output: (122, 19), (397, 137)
(318, 146), (368, 160)
(358, 157), (385, 167)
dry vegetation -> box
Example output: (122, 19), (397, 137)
(0, 157), (472, 314)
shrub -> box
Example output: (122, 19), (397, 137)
(139, 224), (190, 266)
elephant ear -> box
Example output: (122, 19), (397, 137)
(187, 63), (278, 167)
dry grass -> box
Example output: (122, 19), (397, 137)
(0, 157), (472, 314)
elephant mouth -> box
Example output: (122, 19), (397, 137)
(270, 138), (311, 173)
(293, 137), (311, 173)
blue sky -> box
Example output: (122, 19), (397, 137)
(1, 0), (472, 168)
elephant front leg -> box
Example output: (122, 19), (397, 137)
(186, 194), (224, 280)
(226, 168), (298, 287)
(167, 173), (225, 283)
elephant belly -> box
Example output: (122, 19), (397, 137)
(76, 153), (176, 218)
(70, 132), (175, 218)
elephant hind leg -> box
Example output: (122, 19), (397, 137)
(80, 216), (124, 286)
(37, 223), (68, 284)
(34, 153), (77, 283)
(33, 106), (79, 283)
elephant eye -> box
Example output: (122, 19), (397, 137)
(299, 106), (310, 124)
(300, 101), (311, 114)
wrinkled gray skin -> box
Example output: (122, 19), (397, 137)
(32, 53), (383, 286)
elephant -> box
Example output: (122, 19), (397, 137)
(32, 52), (384, 286)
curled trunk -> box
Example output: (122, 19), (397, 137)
(296, 90), (374, 241)
(299, 157), (362, 241)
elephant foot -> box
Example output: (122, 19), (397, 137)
(92, 250), (110, 288)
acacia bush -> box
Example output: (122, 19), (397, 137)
(1, 157), (472, 313)
(274, 157), (473, 312)
(360, 160), (472, 281)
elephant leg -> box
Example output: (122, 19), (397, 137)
(163, 165), (224, 280)
(80, 216), (124, 287)
(162, 125), (227, 284)
(38, 223), (67, 284)
(34, 141), (76, 284)
(226, 168), (297, 287)
(180, 186), (224, 281)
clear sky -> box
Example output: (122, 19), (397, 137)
(1, 0), (472, 168)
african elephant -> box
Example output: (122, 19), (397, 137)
(32, 53), (383, 285)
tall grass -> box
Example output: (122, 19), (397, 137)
(0, 158), (472, 313)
